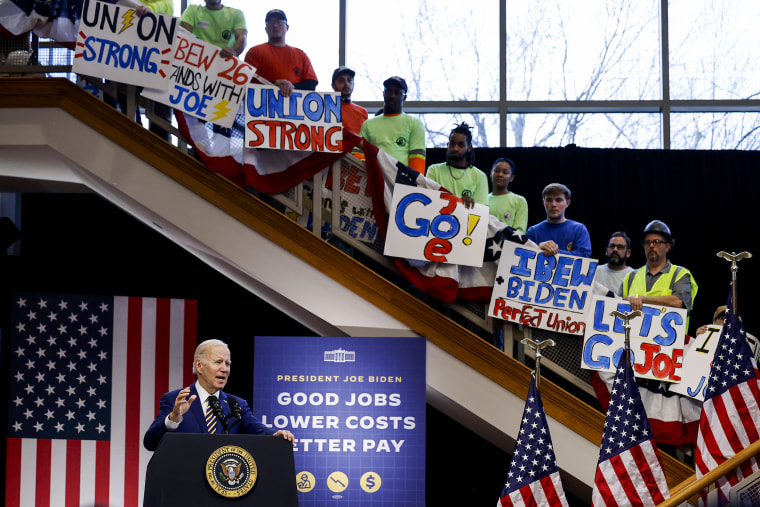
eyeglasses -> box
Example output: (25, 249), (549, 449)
(266, 19), (286, 26)
(607, 244), (627, 250)
(643, 239), (667, 247)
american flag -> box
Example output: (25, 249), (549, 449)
(695, 292), (760, 505)
(592, 353), (669, 506)
(6, 292), (197, 507)
(499, 376), (569, 506)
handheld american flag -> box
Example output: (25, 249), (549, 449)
(695, 291), (760, 505)
(6, 292), (197, 507)
(498, 376), (569, 506)
(592, 353), (669, 506)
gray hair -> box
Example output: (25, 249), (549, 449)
(192, 339), (229, 375)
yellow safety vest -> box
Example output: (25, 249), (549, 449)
(623, 263), (698, 329)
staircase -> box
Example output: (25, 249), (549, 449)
(0, 78), (695, 502)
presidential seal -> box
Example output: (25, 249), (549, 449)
(205, 445), (257, 498)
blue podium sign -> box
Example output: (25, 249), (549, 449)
(253, 336), (426, 506)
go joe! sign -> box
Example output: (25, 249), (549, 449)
(383, 184), (488, 267)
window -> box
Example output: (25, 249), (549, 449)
(507, 112), (662, 149)
(412, 113), (500, 148)
(669, 0), (760, 101)
(170, 0), (760, 150)
(347, 1), (499, 103)
(671, 112), (760, 150)
(506, 1), (661, 101)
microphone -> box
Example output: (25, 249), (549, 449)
(208, 395), (229, 434)
(227, 398), (243, 428)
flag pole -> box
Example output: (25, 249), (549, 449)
(717, 251), (752, 314)
(501, 338), (570, 506)
(610, 310), (641, 368)
(520, 338), (555, 392)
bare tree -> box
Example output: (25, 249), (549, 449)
(669, 0), (760, 149)
(507, 0), (660, 148)
(352, 0), (760, 150)
(394, 1), (498, 148)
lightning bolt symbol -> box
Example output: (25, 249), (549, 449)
(120, 9), (136, 34)
(209, 100), (232, 122)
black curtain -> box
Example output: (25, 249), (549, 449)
(428, 146), (760, 334)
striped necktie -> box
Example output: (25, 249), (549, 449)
(205, 395), (219, 434)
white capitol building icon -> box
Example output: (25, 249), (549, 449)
(323, 348), (356, 362)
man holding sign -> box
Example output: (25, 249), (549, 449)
(331, 66), (368, 134)
(620, 220), (698, 331)
(695, 304), (726, 337)
(595, 231), (635, 294)
(526, 183), (592, 258)
(244, 9), (318, 98)
(592, 220), (700, 446)
(427, 122), (488, 209)
(179, 0), (247, 57)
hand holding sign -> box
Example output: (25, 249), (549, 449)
(142, 28), (255, 128)
(582, 295), (687, 381)
(488, 242), (597, 335)
(73, 0), (176, 88)
(384, 184), (488, 267)
(670, 325), (760, 401)
(244, 84), (343, 152)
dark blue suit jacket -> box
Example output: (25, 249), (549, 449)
(143, 383), (274, 451)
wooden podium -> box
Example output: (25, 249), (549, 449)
(143, 433), (298, 506)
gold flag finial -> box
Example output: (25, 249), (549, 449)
(716, 251), (752, 312)
(610, 310), (642, 368)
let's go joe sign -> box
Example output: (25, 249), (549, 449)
(582, 295), (687, 382)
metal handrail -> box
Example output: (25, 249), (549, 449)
(658, 438), (760, 506)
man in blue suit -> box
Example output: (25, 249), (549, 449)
(144, 339), (294, 451)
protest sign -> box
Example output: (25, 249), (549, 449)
(488, 242), (597, 335)
(73, 0), (175, 89)
(297, 166), (378, 244)
(383, 184), (488, 267)
(325, 164), (377, 243)
(245, 84), (343, 152)
(142, 28), (255, 128)
(582, 295), (687, 382)
(670, 325), (759, 400)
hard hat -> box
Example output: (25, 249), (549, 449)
(642, 220), (673, 243)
